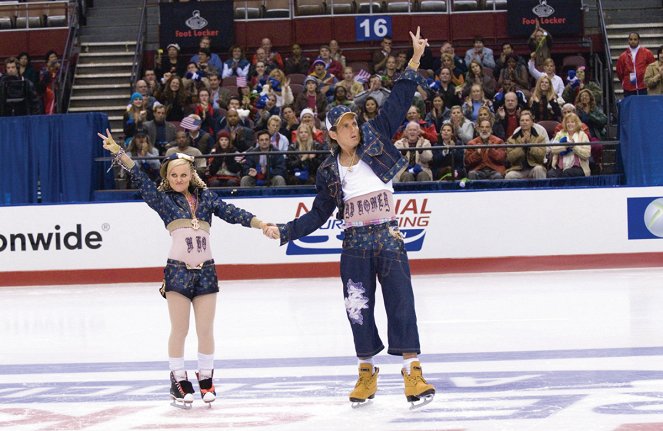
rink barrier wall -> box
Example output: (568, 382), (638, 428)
(1, 186), (663, 286)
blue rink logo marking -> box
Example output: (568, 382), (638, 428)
(285, 197), (432, 255)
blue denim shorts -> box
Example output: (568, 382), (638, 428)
(163, 259), (219, 300)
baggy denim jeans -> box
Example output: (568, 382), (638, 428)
(340, 220), (421, 357)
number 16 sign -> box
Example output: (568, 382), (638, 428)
(355, 16), (392, 42)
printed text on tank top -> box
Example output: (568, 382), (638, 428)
(343, 190), (396, 228)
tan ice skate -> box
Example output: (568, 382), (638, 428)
(401, 361), (435, 409)
(349, 363), (379, 408)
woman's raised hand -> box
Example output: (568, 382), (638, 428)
(97, 129), (121, 154)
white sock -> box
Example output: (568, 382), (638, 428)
(358, 357), (374, 370)
(198, 352), (214, 372)
(169, 357), (186, 381)
(403, 357), (418, 374)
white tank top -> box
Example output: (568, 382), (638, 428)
(168, 227), (213, 267)
(337, 157), (393, 202)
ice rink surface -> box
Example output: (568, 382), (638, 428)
(2, 267), (663, 430)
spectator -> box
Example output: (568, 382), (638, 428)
(156, 43), (186, 81)
(221, 45), (250, 79)
(446, 105), (475, 145)
(0, 57), (41, 116)
(476, 105), (505, 140)
(495, 91), (522, 138)
(251, 39), (283, 72)
(222, 95), (254, 129)
(309, 45), (343, 80)
(465, 119), (506, 180)
(433, 123), (465, 181)
(219, 108), (255, 152)
(462, 84), (492, 122)
(249, 60), (270, 89)
(190, 36), (223, 73)
(206, 131), (242, 187)
(528, 57), (564, 100)
(267, 68), (294, 107)
(157, 75), (189, 122)
(123, 92), (147, 141)
(143, 69), (159, 96)
(357, 96), (379, 126)
(644, 45), (663, 95)
(616, 32), (656, 97)
(354, 74), (391, 108)
(207, 72), (231, 110)
(438, 53), (465, 87)
(377, 56), (399, 90)
(529, 75), (562, 122)
(395, 51), (408, 73)
(144, 103), (177, 155)
(464, 37), (495, 69)
(433, 42), (468, 77)
(182, 62), (209, 99)
(284, 43), (310, 75)
(574, 89), (607, 140)
(195, 48), (218, 76)
(425, 94), (450, 134)
(528, 19), (553, 70)
(371, 36), (392, 74)
(165, 130), (207, 178)
(326, 85), (355, 114)
(240, 130), (287, 187)
(393, 121), (434, 182)
(294, 108), (325, 143)
(39, 50), (60, 114)
(126, 131), (160, 183)
(505, 110), (547, 179)
(181, 114), (213, 155)
(308, 58), (338, 100)
(436, 66), (461, 108)
(493, 42), (525, 80)
(254, 93), (281, 130)
(280, 105), (299, 142)
(338, 66), (365, 101)
(562, 66), (601, 106)
(266, 114), (290, 153)
(497, 54), (530, 97)
(294, 76), (327, 121)
(191, 88), (219, 136)
(287, 122), (324, 185)
(462, 60), (496, 100)
(134, 79), (156, 120)
(549, 112), (590, 177)
(329, 39), (346, 68)
(394, 105), (437, 143)
(17, 52), (38, 87)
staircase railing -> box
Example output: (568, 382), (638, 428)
(55, 0), (80, 113)
(596, 0), (615, 120)
(129, 0), (148, 88)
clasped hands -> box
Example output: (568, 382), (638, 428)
(259, 221), (280, 240)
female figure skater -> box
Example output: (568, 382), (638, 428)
(264, 27), (436, 408)
(98, 130), (271, 408)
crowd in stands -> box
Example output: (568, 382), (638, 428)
(2, 20), (662, 188)
(0, 51), (61, 116)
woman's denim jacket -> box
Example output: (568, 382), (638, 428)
(278, 68), (427, 245)
(130, 165), (255, 229)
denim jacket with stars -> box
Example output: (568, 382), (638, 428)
(277, 68), (427, 245)
(130, 165), (256, 229)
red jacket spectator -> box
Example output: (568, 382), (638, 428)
(616, 35), (655, 93)
(465, 134), (506, 175)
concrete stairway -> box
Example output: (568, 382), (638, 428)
(602, 0), (663, 99)
(67, 0), (147, 135)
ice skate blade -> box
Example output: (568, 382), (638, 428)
(351, 398), (374, 409)
(408, 394), (434, 410)
(170, 399), (193, 410)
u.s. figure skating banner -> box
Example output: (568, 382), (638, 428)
(1, 187), (663, 285)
